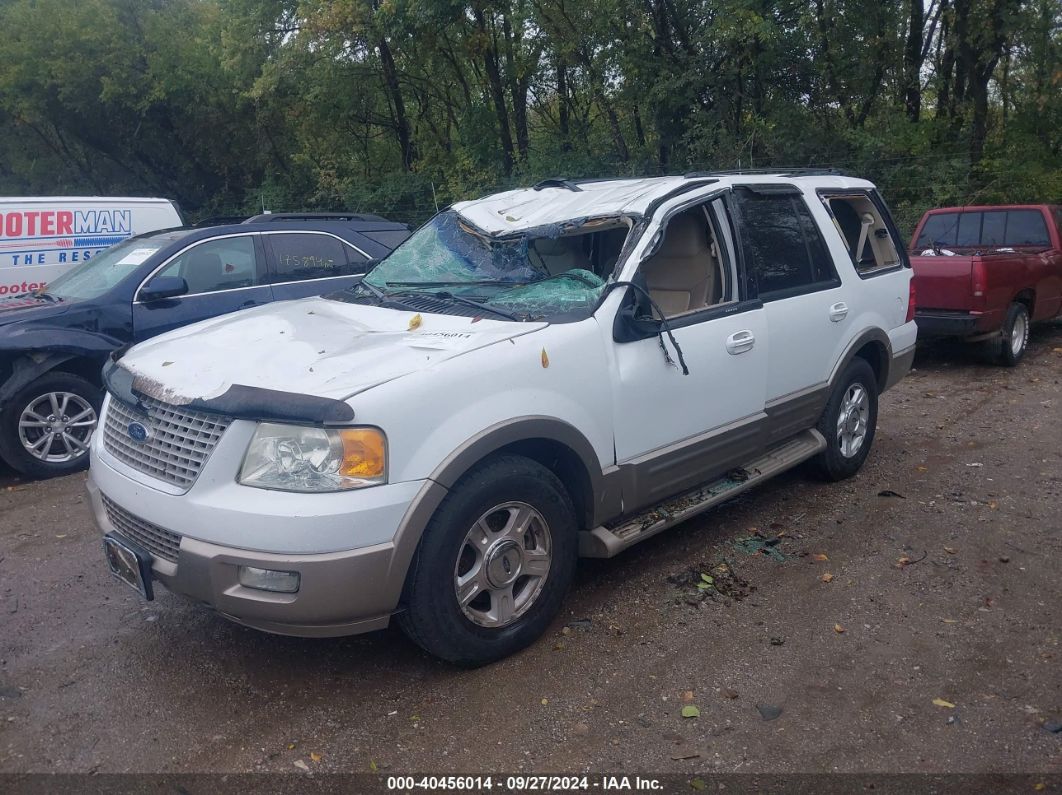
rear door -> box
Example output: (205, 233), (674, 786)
(132, 233), (272, 340)
(263, 231), (373, 301)
(731, 185), (848, 429)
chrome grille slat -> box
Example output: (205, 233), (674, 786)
(102, 395), (231, 490)
(102, 494), (181, 563)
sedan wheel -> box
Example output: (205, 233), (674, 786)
(18, 391), (97, 464)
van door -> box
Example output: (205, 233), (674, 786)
(607, 195), (768, 509)
(132, 233), (272, 341)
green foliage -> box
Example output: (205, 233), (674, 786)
(0, 0), (1057, 232)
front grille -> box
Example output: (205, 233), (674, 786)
(102, 494), (182, 563)
(102, 395), (232, 490)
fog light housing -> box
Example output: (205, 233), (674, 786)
(238, 565), (300, 593)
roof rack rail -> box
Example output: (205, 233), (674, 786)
(193, 215), (252, 227)
(242, 212), (388, 224)
(683, 168), (846, 178)
(532, 178), (583, 192)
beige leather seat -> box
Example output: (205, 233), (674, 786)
(642, 213), (716, 316)
(531, 237), (591, 276)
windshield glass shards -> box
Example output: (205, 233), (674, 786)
(351, 210), (630, 320)
(366, 211), (542, 287)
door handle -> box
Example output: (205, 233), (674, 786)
(725, 330), (756, 355)
(829, 302), (849, 322)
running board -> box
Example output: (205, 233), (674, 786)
(579, 429), (826, 558)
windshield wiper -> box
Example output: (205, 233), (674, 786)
(350, 279), (422, 311)
(393, 290), (521, 321)
(30, 291), (60, 303)
(352, 279), (386, 302)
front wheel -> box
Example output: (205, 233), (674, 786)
(814, 358), (879, 482)
(398, 454), (577, 666)
(0, 372), (101, 478)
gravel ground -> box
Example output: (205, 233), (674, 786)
(0, 325), (1060, 776)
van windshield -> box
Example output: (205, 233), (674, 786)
(349, 210), (628, 319)
(38, 238), (168, 302)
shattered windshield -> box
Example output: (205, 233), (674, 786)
(350, 210), (628, 319)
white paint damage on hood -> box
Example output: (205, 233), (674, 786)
(118, 297), (547, 403)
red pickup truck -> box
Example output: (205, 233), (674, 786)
(909, 204), (1062, 365)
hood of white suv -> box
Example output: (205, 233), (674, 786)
(117, 297), (547, 403)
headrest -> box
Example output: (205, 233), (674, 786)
(655, 214), (709, 258)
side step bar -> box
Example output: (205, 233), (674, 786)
(579, 429), (826, 558)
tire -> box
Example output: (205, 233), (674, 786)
(986, 302), (1030, 367)
(814, 358), (879, 482)
(398, 454), (578, 666)
(0, 372), (102, 478)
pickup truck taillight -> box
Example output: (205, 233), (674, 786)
(971, 259), (987, 298)
(906, 278), (916, 323)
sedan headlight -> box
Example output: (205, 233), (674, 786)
(239, 423), (386, 492)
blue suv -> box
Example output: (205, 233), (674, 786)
(0, 213), (409, 477)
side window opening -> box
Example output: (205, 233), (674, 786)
(636, 202), (734, 318)
(822, 193), (901, 274)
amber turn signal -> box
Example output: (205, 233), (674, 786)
(338, 428), (386, 479)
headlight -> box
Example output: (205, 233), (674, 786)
(238, 423), (386, 492)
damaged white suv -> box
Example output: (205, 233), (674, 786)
(90, 172), (917, 665)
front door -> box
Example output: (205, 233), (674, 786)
(607, 195), (768, 510)
(132, 234), (273, 341)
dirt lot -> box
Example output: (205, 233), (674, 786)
(0, 326), (1060, 777)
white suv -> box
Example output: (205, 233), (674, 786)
(90, 172), (917, 665)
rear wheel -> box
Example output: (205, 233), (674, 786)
(986, 302), (1029, 367)
(814, 358), (879, 482)
(398, 454), (577, 666)
(0, 373), (101, 478)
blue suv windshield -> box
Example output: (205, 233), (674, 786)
(40, 238), (169, 303)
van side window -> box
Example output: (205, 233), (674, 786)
(266, 233), (369, 283)
(734, 191), (836, 299)
(821, 192), (902, 275)
(153, 236), (261, 295)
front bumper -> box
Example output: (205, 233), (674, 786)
(88, 435), (429, 637)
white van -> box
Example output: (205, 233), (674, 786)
(0, 197), (182, 297)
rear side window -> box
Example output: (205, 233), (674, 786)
(735, 191), (836, 298)
(265, 233), (369, 283)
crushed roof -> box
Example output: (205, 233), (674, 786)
(452, 173), (875, 234)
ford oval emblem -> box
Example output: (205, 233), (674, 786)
(127, 421), (151, 444)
